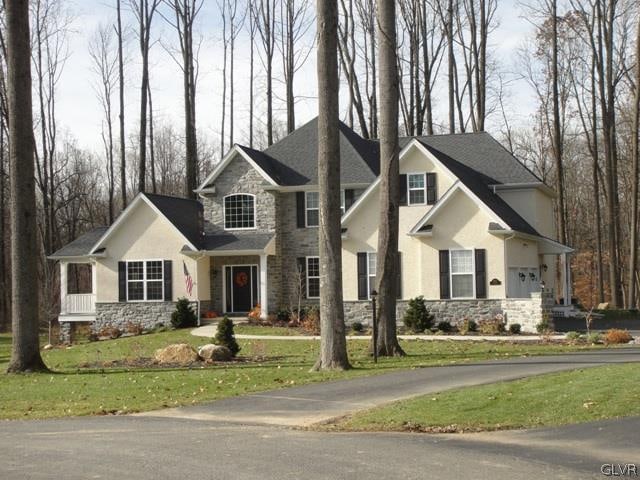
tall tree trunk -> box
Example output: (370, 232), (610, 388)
(117, 0), (127, 209)
(312, 0), (350, 371)
(148, 82), (157, 193)
(6, 0), (48, 372)
(0, 123), (6, 332)
(550, 0), (567, 303)
(446, 0), (455, 133)
(249, 4), (255, 147)
(375, 0), (404, 356)
(628, 15), (640, 308)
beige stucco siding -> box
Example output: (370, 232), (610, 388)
(343, 186), (507, 300)
(399, 144), (456, 196)
(95, 200), (201, 302)
(496, 188), (556, 238)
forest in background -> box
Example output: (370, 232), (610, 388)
(0, 0), (639, 331)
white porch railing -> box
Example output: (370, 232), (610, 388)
(64, 294), (96, 314)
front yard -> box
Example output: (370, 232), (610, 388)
(0, 328), (617, 420)
(324, 363), (640, 433)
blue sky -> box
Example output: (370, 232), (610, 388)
(54, 0), (538, 154)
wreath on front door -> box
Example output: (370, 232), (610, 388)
(235, 271), (249, 287)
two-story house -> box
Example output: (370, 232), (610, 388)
(51, 118), (573, 338)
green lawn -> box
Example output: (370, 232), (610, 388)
(0, 328), (615, 420)
(328, 363), (640, 433)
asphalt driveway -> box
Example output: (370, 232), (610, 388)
(2, 348), (639, 479)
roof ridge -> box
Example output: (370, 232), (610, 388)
(143, 191), (201, 204)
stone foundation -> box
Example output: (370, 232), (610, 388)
(93, 301), (197, 332)
(59, 321), (73, 344)
(344, 293), (551, 333)
(502, 291), (554, 333)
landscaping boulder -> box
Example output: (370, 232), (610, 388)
(198, 344), (232, 362)
(154, 343), (200, 364)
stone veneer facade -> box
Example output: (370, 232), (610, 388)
(343, 291), (554, 333)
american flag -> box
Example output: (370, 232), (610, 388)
(183, 261), (194, 296)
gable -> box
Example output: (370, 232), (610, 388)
(197, 146), (279, 192)
(96, 199), (191, 259)
(91, 194), (199, 254)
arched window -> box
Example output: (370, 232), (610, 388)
(224, 194), (256, 230)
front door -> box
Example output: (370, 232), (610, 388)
(225, 265), (258, 313)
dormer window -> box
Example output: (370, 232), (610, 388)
(224, 194), (256, 230)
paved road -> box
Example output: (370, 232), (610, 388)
(141, 348), (640, 426)
(2, 348), (639, 480)
(2, 415), (638, 479)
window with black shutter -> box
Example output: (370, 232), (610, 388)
(297, 257), (307, 299)
(426, 173), (437, 205)
(475, 249), (487, 298)
(357, 252), (368, 300)
(296, 192), (305, 228)
(439, 250), (450, 299)
(399, 174), (407, 206)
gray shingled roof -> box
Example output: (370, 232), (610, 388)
(240, 118), (379, 186)
(403, 132), (541, 185)
(202, 233), (274, 251)
(49, 227), (108, 258)
(144, 193), (204, 248)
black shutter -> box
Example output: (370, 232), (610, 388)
(475, 249), (486, 299)
(439, 250), (450, 299)
(399, 174), (408, 206)
(426, 173), (437, 205)
(296, 192), (305, 228)
(396, 252), (402, 299)
(357, 252), (368, 300)
(297, 257), (307, 299)
(118, 261), (127, 302)
(344, 189), (355, 211)
(164, 260), (173, 300)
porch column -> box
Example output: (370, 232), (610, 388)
(60, 261), (68, 314)
(91, 261), (97, 295)
(561, 252), (572, 306)
(259, 254), (268, 319)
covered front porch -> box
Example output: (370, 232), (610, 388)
(189, 232), (277, 319)
(58, 259), (97, 322)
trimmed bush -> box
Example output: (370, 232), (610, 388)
(565, 331), (582, 343)
(477, 317), (506, 335)
(587, 332), (602, 344)
(301, 306), (320, 334)
(458, 319), (477, 335)
(171, 298), (198, 329)
(536, 315), (553, 334)
(214, 316), (240, 356)
(604, 329), (633, 345)
(436, 320), (453, 333)
(508, 323), (522, 335)
(403, 296), (434, 333)
(351, 321), (364, 333)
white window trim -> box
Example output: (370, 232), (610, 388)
(407, 172), (427, 206)
(305, 192), (319, 228)
(366, 252), (377, 300)
(223, 193), (257, 231)
(126, 259), (164, 302)
(340, 189), (346, 216)
(449, 249), (475, 299)
(306, 256), (320, 299)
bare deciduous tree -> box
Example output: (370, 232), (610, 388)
(375, 0), (404, 356)
(6, 0), (48, 372)
(313, 0), (350, 371)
